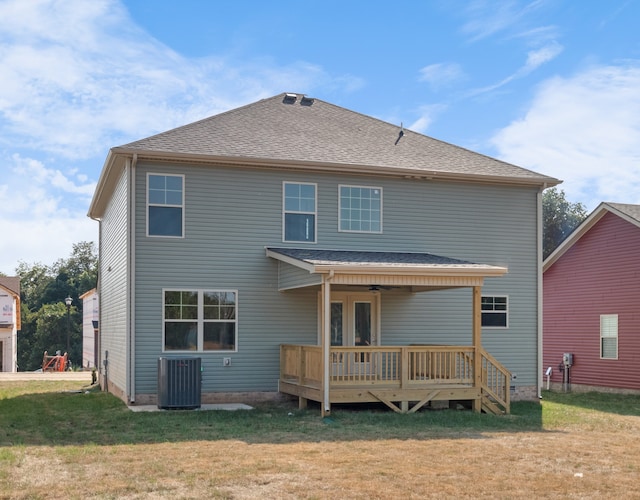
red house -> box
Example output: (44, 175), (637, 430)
(543, 202), (640, 393)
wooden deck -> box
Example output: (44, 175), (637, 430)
(280, 344), (511, 414)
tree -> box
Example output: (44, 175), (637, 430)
(16, 241), (97, 371)
(542, 188), (588, 259)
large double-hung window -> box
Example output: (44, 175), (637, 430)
(283, 182), (316, 242)
(147, 174), (184, 237)
(163, 290), (237, 351)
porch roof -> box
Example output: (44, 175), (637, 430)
(266, 247), (507, 290)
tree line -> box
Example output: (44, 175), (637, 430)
(4, 189), (585, 371)
(14, 241), (98, 371)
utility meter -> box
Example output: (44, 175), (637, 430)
(562, 352), (573, 367)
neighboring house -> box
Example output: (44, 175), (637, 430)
(80, 288), (99, 369)
(88, 92), (560, 414)
(543, 202), (640, 394)
(0, 276), (21, 372)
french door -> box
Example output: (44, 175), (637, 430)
(328, 292), (379, 347)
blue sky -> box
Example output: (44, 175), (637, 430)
(1, 0), (639, 274)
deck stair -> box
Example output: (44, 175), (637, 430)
(479, 349), (511, 415)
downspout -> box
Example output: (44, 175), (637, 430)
(537, 186), (545, 399)
(128, 154), (137, 403)
(322, 270), (334, 415)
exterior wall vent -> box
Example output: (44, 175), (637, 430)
(157, 357), (202, 409)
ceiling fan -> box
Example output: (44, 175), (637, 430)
(368, 284), (394, 291)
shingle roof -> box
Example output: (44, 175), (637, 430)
(116, 92), (559, 185)
(268, 247), (472, 267)
(267, 247), (506, 275)
(0, 276), (20, 295)
(606, 202), (640, 224)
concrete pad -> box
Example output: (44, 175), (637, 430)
(127, 403), (254, 412)
(0, 372), (93, 382)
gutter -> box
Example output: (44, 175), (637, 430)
(110, 147), (562, 189)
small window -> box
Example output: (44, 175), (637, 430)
(148, 174), (184, 237)
(163, 290), (237, 351)
(481, 296), (508, 328)
(339, 185), (382, 233)
(600, 314), (618, 359)
(283, 182), (316, 242)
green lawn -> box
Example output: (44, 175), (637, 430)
(1, 381), (639, 499)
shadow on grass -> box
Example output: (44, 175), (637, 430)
(0, 387), (547, 447)
(541, 389), (640, 417)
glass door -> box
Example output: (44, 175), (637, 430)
(328, 292), (379, 376)
(328, 292), (378, 347)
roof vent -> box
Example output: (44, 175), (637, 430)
(283, 93), (297, 104)
(300, 96), (314, 106)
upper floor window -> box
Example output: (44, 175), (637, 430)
(163, 289), (237, 352)
(481, 296), (508, 328)
(600, 314), (618, 359)
(148, 174), (184, 237)
(283, 182), (316, 242)
(339, 185), (382, 233)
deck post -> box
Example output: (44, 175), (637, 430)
(321, 276), (332, 416)
(472, 285), (483, 413)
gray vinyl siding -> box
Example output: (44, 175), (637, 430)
(98, 165), (130, 395)
(277, 262), (322, 290)
(131, 162), (540, 395)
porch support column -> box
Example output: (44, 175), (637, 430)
(321, 274), (332, 416)
(472, 285), (482, 413)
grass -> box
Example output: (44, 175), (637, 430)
(1, 381), (639, 499)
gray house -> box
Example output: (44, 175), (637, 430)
(88, 92), (559, 414)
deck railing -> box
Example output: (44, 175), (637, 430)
(480, 349), (511, 414)
(280, 344), (511, 414)
(281, 344), (476, 388)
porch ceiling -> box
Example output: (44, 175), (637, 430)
(266, 247), (507, 290)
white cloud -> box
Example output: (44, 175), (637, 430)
(0, 215), (97, 275)
(0, 0), (362, 274)
(466, 41), (563, 97)
(461, 0), (548, 42)
(418, 63), (465, 90)
(491, 63), (640, 210)
(522, 42), (563, 73)
(2, 154), (95, 217)
(408, 104), (448, 134)
(0, 0), (358, 160)
(0, 153), (99, 272)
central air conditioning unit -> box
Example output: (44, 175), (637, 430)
(157, 357), (202, 409)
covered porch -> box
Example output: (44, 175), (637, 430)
(267, 247), (511, 415)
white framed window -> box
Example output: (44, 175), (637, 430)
(339, 185), (382, 233)
(283, 182), (316, 242)
(163, 289), (237, 352)
(147, 174), (184, 237)
(481, 296), (508, 328)
(600, 314), (618, 359)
